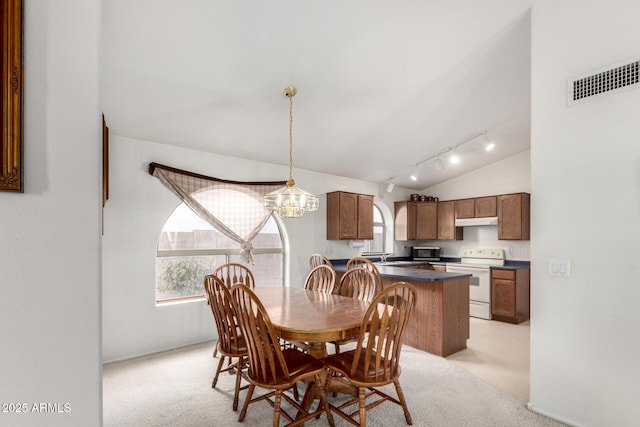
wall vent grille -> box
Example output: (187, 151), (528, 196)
(568, 58), (639, 105)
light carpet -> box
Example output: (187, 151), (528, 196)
(103, 341), (565, 427)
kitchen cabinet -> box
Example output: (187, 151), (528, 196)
(394, 201), (417, 241)
(455, 196), (497, 219)
(394, 201), (437, 241)
(491, 267), (530, 324)
(416, 202), (438, 240)
(475, 196), (497, 217)
(437, 200), (463, 240)
(497, 193), (530, 240)
(326, 191), (373, 240)
(455, 198), (475, 219)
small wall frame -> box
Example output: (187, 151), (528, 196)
(1, 0), (23, 192)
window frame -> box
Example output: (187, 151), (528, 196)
(155, 208), (286, 304)
(362, 203), (387, 255)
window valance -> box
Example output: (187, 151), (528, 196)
(149, 162), (286, 263)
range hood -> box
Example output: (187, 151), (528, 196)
(455, 217), (498, 227)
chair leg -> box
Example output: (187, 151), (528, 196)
(238, 384), (254, 422)
(232, 359), (243, 411)
(358, 387), (367, 427)
(315, 373), (335, 427)
(292, 382), (299, 401)
(393, 379), (413, 425)
(272, 390), (282, 427)
(212, 355), (225, 388)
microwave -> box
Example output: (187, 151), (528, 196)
(411, 246), (441, 261)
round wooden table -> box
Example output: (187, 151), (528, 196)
(252, 287), (368, 359)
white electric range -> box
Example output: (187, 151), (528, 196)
(445, 247), (505, 320)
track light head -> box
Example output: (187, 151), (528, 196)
(483, 133), (495, 151)
(449, 150), (460, 165)
(386, 182), (395, 193)
(433, 156), (445, 172)
(410, 167), (421, 181)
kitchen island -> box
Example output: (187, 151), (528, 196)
(334, 264), (471, 357)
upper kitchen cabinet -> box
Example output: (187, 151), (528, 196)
(437, 200), (463, 240)
(416, 201), (438, 240)
(394, 201), (417, 241)
(454, 198), (475, 219)
(475, 196), (497, 217)
(497, 193), (530, 240)
(455, 196), (497, 218)
(394, 201), (437, 241)
(327, 191), (374, 240)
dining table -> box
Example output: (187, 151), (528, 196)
(252, 286), (369, 359)
(251, 286), (369, 410)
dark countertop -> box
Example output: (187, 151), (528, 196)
(334, 264), (471, 283)
(490, 264), (530, 270)
(331, 257), (530, 270)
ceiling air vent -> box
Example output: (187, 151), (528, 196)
(567, 58), (639, 106)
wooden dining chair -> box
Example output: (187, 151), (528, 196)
(346, 256), (382, 291)
(210, 263), (255, 357)
(213, 263), (255, 289)
(304, 264), (336, 294)
(309, 253), (333, 269)
(325, 282), (417, 427)
(331, 267), (380, 354)
(230, 283), (335, 427)
(204, 275), (249, 411)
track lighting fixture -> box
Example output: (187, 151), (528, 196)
(407, 130), (495, 181)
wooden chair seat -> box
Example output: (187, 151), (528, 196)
(218, 334), (247, 355)
(248, 348), (324, 388)
(322, 350), (401, 384)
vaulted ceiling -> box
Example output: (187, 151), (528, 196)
(102, 0), (532, 190)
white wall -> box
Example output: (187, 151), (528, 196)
(530, 1), (640, 425)
(0, 1), (101, 425)
(102, 135), (403, 362)
(421, 150), (531, 259)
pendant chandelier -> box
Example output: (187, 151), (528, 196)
(264, 86), (320, 218)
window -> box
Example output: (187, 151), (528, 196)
(363, 204), (385, 254)
(156, 199), (285, 303)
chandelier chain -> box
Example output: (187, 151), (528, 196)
(288, 93), (294, 185)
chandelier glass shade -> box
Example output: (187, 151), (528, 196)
(264, 86), (320, 218)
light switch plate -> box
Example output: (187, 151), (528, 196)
(548, 258), (571, 278)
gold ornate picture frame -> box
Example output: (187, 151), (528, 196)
(1, 0), (23, 192)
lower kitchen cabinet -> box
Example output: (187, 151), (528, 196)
(491, 267), (530, 324)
